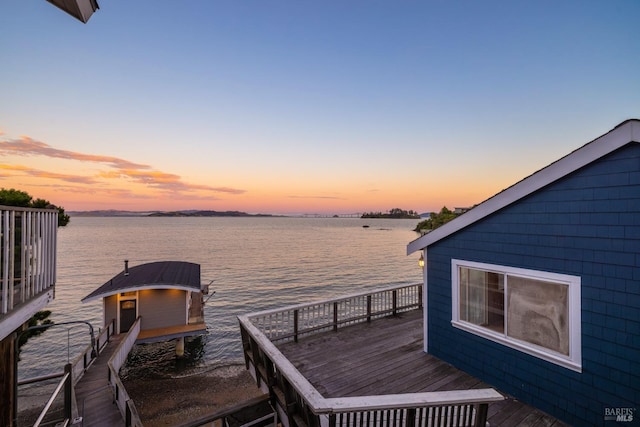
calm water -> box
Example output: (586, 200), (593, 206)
(18, 216), (423, 380)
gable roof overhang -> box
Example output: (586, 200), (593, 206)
(407, 119), (640, 255)
(81, 260), (201, 303)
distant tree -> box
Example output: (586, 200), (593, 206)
(362, 208), (420, 219)
(0, 188), (70, 226)
(414, 206), (461, 233)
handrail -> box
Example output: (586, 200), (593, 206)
(17, 319), (120, 426)
(32, 364), (72, 427)
(107, 317), (143, 427)
(33, 372), (69, 427)
(238, 283), (504, 427)
(71, 319), (115, 384)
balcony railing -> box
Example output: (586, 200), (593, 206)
(0, 206), (58, 340)
(238, 284), (503, 427)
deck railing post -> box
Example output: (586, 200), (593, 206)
(294, 309), (299, 343)
(64, 363), (72, 421)
(474, 403), (489, 427)
(367, 295), (372, 322)
(333, 302), (338, 332)
(418, 285), (423, 309)
(250, 337), (262, 388)
(392, 290), (398, 316)
(406, 408), (416, 427)
(240, 325), (251, 370)
(125, 400), (132, 426)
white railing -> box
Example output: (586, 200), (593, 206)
(247, 283), (422, 343)
(1, 206), (57, 339)
(238, 284), (504, 427)
(108, 317), (143, 427)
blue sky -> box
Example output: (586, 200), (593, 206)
(1, 1), (638, 213)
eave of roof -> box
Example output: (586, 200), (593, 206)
(407, 119), (640, 255)
(82, 261), (201, 303)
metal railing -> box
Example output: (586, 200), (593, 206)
(238, 284), (504, 427)
(32, 364), (72, 427)
(71, 319), (115, 384)
(107, 317), (143, 427)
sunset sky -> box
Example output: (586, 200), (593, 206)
(1, 1), (638, 215)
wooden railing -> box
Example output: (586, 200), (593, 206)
(108, 317), (143, 427)
(0, 206), (58, 340)
(177, 395), (274, 427)
(238, 284), (504, 427)
(247, 283), (422, 344)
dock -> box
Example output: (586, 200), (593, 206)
(276, 309), (567, 427)
(74, 334), (124, 426)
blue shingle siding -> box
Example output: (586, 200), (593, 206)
(426, 143), (640, 426)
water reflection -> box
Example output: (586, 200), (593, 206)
(121, 335), (208, 380)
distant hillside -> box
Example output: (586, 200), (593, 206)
(68, 210), (152, 217)
(69, 210), (274, 217)
(148, 210), (274, 217)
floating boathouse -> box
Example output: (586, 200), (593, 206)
(82, 260), (208, 350)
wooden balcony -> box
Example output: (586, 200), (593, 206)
(0, 206), (58, 341)
(239, 284), (566, 427)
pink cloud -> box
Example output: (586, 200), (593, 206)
(0, 137), (151, 170)
(0, 135), (246, 196)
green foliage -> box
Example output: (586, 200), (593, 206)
(0, 188), (70, 226)
(0, 188), (32, 207)
(361, 208), (420, 219)
(414, 206), (461, 232)
(17, 310), (54, 359)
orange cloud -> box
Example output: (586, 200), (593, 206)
(0, 137), (151, 170)
(0, 135), (246, 197)
(101, 169), (245, 194)
(0, 163), (97, 184)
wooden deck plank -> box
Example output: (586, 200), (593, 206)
(74, 334), (124, 427)
(277, 309), (568, 427)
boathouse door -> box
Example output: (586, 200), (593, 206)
(120, 299), (137, 333)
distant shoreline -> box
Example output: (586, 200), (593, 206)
(68, 210), (428, 219)
(68, 210), (277, 218)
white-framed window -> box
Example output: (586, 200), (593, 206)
(451, 259), (581, 372)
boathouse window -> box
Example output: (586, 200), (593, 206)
(451, 259), (581, 372)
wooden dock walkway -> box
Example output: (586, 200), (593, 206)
(74, 334), (124, 427)
(277, 309), (568, 427)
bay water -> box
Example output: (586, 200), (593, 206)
(18, 216), (423, 381)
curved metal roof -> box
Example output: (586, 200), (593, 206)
(81, 261), (201, 303)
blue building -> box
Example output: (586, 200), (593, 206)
(408, 119), (640, 426)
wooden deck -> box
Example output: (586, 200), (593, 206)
(136, 322), (206, 343)
(277, 309), (567, 427)
(74, 334), (124, 426)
